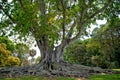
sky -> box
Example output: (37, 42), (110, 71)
(82, 19), (107, 39)
(90, 19), (106, 32)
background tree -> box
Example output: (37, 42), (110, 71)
(99, 18), (120, 68)
(64, 40), (90, 65)
(64, 18), (120, 68)
(14, 43), (30, 66)
(89, 18), (120, 68)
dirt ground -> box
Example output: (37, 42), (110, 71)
(76, 78), (86, 80)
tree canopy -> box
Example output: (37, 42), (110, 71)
(0, 0), (119, 45)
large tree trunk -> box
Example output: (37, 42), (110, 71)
(36, 39), (66, 71)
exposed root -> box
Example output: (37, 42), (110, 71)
(0, 62), (119, 78)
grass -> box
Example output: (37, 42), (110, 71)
(113, 69), (120, 71)
(1, 74), (120, 80)
(87, 69), (120, 80)
(88, 74), (120, 80)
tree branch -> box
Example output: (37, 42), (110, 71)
(61, 1), (86, 46)
(69, 25), (83, 43)
(39, 0), (46, 15)
(70, 1), (113, 43)
(83, 0), (114, 24)
(18, 0), (26, 11)
(65, 1), (86, 43)
(66, 20), (76, 39)
(79, 0), (86, 23)
(61, 0), (66, 40)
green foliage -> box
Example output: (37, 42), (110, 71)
(86, 39), (101, 55)
(89, 18), (120, 68)
(0, 43), (20, 67)
(14, 43), (30, 66)
(36, 56), (41, 64)
(64, 40), (91, 66)
(91, 55), (100, 66)
(0, 36), (15, 52)
(15, 43), (29, 55)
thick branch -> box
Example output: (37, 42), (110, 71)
(40, 0), (46, 15)
(69, 26), (83, 43)
(79, 0), (86, 23)
(66, 20), (76, 39)
(56, 21), (77, 52)
(62, 1), (86, 45)
(65, 1), (86, 44)
(61, 0), (66, 39)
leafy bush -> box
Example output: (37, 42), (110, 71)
(0, 43), (20, 67)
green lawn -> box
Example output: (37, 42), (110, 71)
(113, 69), (120, 71)
(88, 74), (120, 80)
(0, 74), (120, 80)
(88, 69), (120, 80)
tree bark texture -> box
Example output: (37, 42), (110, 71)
(36, 38), (66, 70)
